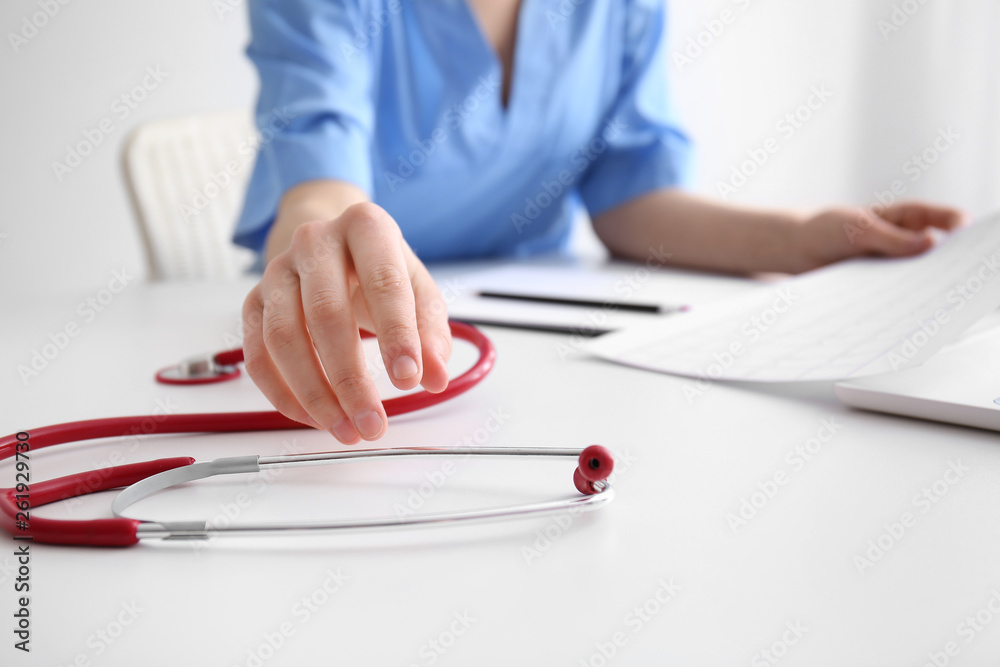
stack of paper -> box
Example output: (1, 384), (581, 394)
(589, 215), (1000, 382)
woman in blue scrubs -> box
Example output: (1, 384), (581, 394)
(235, 0), (963, 444)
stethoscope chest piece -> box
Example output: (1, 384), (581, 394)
(155, 353), (241, 385)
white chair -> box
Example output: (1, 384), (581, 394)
(122, 110), (259, 280)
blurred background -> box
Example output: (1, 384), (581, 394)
(1, 0), (998, 292)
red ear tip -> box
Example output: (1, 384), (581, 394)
(573, 468), (598, 495)
(578, 445), (614, 483)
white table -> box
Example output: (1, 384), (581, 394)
(4, 265), (1000, 667)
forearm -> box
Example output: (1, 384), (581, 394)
(264, 179), (369, 262)
(591, 188), (809, 274)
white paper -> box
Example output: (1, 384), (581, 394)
(588, 214), (1000, 382)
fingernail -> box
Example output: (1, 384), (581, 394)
(330, 418), (358, 443)
(354, 410), (384, 439)
(392, 355), (419, 380)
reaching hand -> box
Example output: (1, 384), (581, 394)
(241, 202), (452, 444)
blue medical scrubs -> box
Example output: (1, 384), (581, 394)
(234, 0), (691, 263)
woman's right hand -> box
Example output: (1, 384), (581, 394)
(241, 200), (453, 444)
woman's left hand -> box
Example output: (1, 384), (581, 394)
(793, 202), (966, 273)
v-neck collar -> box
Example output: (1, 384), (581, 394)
(454, 0), (535, 123)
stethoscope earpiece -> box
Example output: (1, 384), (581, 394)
(574, 445), (615, 495)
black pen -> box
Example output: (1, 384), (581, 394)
(476, 290), (687, 315)
(450, 317), (611, 337)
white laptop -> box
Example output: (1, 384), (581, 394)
(834, 310), (1000, 431)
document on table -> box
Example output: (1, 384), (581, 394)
(588, 214), (1000, 382)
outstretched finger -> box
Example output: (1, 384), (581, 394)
(241, 285), (322, 430)
(293, 223), (387, 442)
(857, 209), (933, 257)
(410, 260), (452, 393)
(259, 257), (360, 444)
(876, 202), (965, 232)
(342, 203), (424, 391)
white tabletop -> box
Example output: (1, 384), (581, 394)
(4, 264), (1000, 667)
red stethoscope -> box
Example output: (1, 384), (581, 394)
(1, 322), (614, 547)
